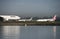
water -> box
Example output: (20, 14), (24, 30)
(0, 26), (59, 39)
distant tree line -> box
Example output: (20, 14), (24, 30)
(56, 17), (60, 21)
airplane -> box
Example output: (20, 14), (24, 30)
(0, 15), (20, 21)
(18, 17), (32, 21)
(36, 15), (56, 22)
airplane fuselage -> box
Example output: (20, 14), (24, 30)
(36, 15), (56, 22)
(0, 15), (20, 21)
(36, 19), (54, 21)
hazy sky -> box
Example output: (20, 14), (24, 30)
(0, 0), (60, 17)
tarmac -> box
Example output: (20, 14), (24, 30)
(0, 21), (60, 26)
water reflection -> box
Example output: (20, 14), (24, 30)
(56, 26), (60, 39)
(20, 26), (54, 39)
(0, 26), (3, 39)
(3, 26), (20, 39)
(0, 26), (58, 39)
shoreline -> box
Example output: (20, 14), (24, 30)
(0, 21), (60, 26)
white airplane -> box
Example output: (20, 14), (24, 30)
(0, 15), (20, 21)
(36, 15), (56, 22)
(18, 17), (32, 21)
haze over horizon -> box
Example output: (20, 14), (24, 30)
(0, 0), (60, 17)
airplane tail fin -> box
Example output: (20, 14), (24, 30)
(53, 15), (56, 21)
(29, 17), (32, 20)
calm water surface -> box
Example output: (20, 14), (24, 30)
(0, 26), (59, 39)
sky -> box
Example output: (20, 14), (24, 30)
(0, 0), (60, 17)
